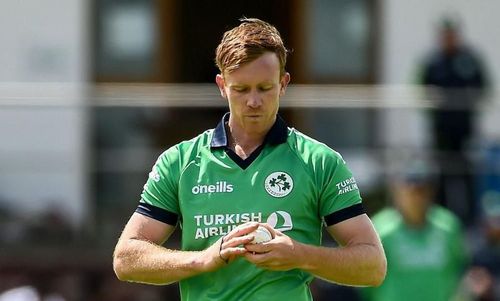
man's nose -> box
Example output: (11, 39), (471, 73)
(246, 91), (262, 108)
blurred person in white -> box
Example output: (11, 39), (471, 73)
(420, 16), (489, 224)
(0, 285), (65, 301)
(363, 158), (468, 301)
(458, 196), (500, 301)
(0, 272), (77, 301)
(0, 286), (40, 301)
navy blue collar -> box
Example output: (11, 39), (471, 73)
(210, 112), (288, 149)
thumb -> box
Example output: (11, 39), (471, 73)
(273, 229), (285, 237)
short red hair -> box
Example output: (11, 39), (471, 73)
(215, 18), (288, 76)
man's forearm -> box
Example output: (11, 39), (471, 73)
(296, 241), (386, 287)
(113, 238), (210, 285)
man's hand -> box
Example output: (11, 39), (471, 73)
(208, 222), (260, 267)
(243, 228), (303, 271)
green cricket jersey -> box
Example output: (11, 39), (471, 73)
(137, 114), (364, 301)
(363, 206), (467, 301)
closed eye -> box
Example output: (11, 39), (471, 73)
(259, 85), (274, 92)
(232, 86), (248, 93)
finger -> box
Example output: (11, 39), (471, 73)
(272, 229), (285, 237)
(244, 253), (289, 271)
(225, 222), (259, 240)
(222, 234), (255, 248)
(221, 246), (248, 261)
(244, 251), (268, 263)
(244, 242), (271, 254)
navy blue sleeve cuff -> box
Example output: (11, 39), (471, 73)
(135, 202), (179, 226)
(324, 203), (365, 226)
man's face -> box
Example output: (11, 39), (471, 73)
(216, 52), (290, 135)
(441, 28), (459, 54)
(393, 182), (432, 221)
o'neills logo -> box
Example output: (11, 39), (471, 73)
(192, 181), (234, 195)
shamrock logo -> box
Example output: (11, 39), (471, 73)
(265, 172), (294, 198)
(269, 173), (291, 191)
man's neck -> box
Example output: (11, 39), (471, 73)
(402, 211), (427, 229)
(225, 123), (268, 159)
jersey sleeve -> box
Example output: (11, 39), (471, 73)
(138, 146), (181, 223)
(317, 150), (363, 224)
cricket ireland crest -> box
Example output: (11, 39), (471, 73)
(264, 171), (293, 198)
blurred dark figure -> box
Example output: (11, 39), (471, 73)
(363, 159), (468, 301)
(459, 196), (500, 300)
(421, 17), (488, 224)
(27, 205), (75, 245)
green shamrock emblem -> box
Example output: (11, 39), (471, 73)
(269, 173), (290, 191)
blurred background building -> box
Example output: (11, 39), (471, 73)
(1, 0), (499, 300)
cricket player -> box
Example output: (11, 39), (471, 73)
(113, 18), (386, 301)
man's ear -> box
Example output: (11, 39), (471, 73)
(279, 72), (291, 96)
(215, 74), (227, 99)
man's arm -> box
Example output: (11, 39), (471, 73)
(113, 213), (257, 285)
(244, 214), (386, 287)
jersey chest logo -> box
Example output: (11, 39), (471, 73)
(264, 171), (293, 198)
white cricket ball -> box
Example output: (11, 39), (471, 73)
(249, 226), (273, 244)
